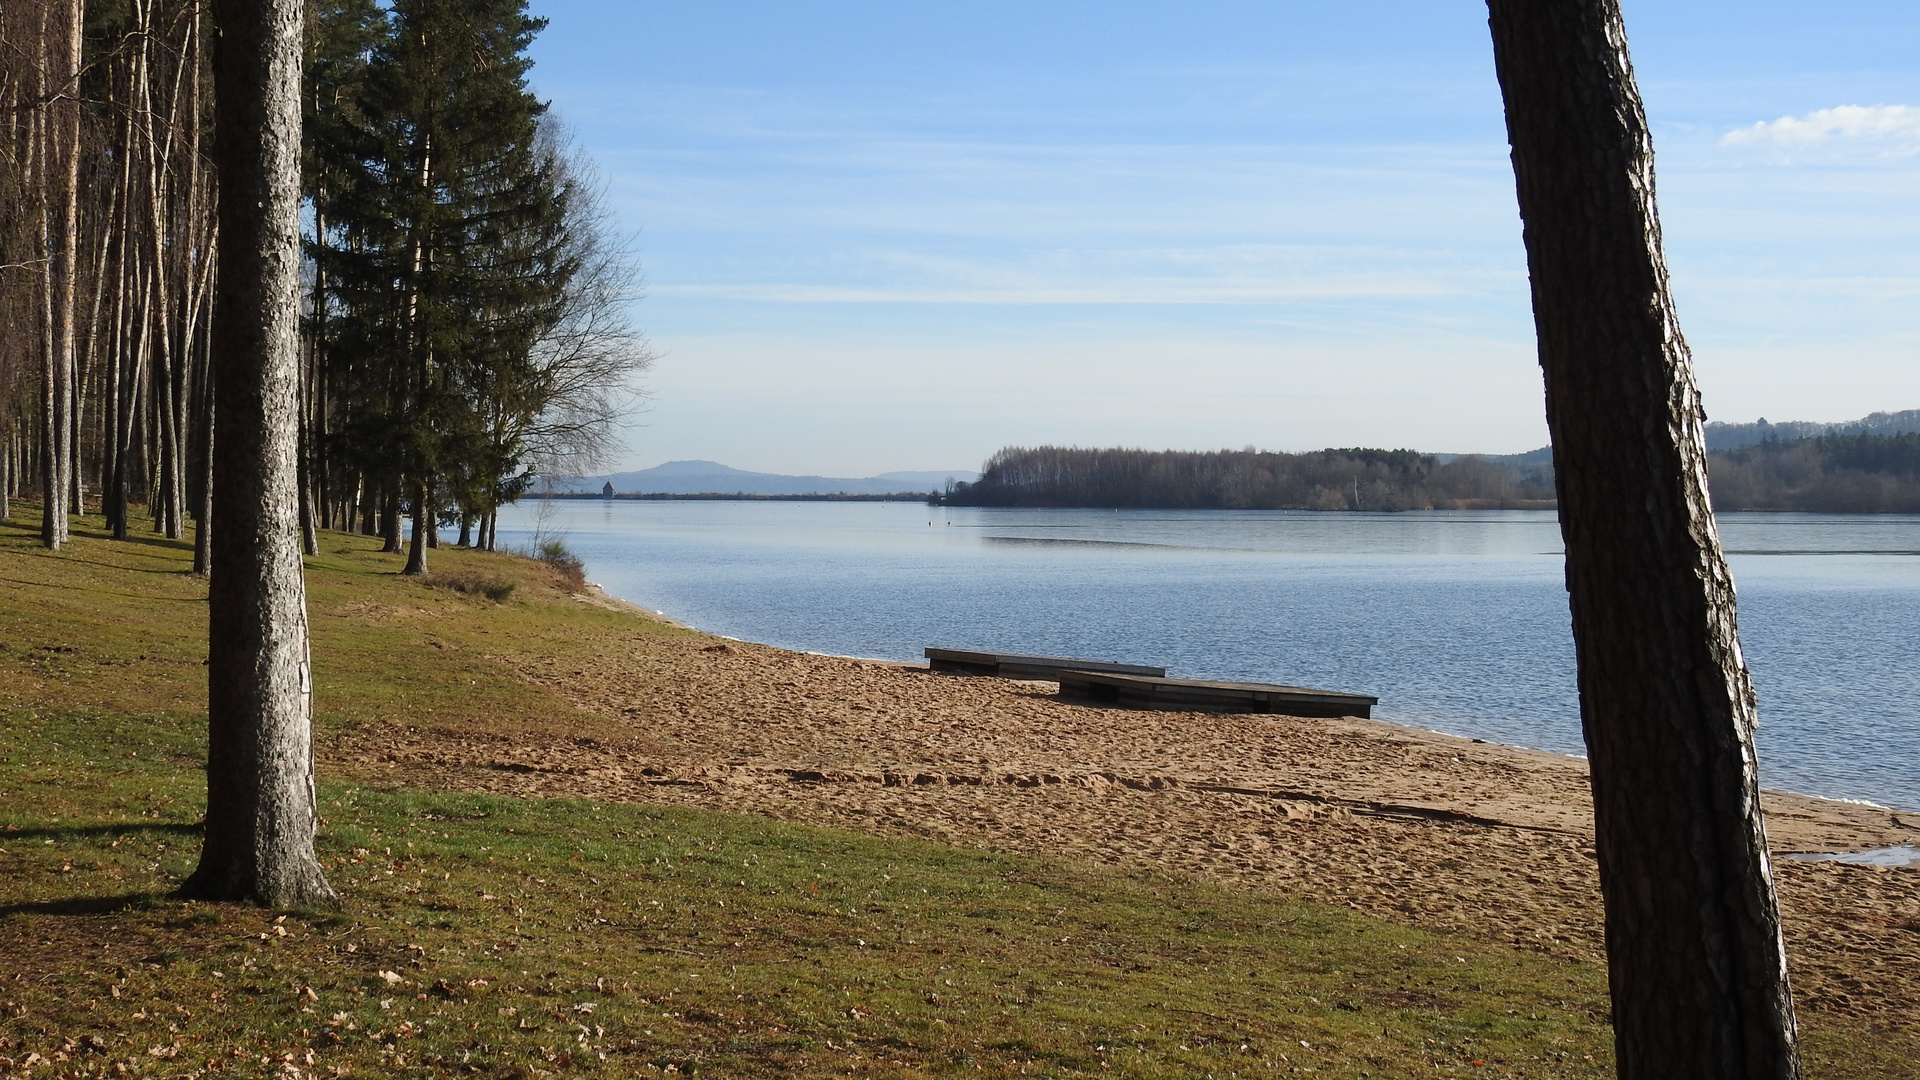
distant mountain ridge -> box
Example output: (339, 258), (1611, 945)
(546, 460), (979, 496)
(546, 409), (1918, 500)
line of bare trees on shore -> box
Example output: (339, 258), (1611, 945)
(1, 0), (216, 557)
(1710, 432), (1920, 513)
(0, 0), (649, 572)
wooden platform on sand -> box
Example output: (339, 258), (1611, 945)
(925, 647), (1166, 681)
(1056, 669), (1377, 719)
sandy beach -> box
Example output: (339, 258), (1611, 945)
(335, 589), (1920, 1027)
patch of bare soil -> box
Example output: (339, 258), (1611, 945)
(332, 618), (1920, 1026)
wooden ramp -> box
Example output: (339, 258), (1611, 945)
(1056, 669), (1376, 719)
(924, 647), (1165, 681)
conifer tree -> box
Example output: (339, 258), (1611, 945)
(314, 0), (563, 574)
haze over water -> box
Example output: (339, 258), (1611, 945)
(498, 501), (1920, 813)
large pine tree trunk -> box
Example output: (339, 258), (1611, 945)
(181, 0), (335, 910)
(1484, 2), (1800, 1077)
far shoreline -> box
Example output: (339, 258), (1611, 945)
(534, 493), (1920, 516)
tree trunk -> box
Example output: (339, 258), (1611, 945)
(180, 0), (336, 910)
(380, 483), (401, 551)
(102, 61), (140, 538)
(52, 0), (79, 544)
(1484, 3), (1800, 1078)
(300, 467), (317, 556)
(137, 0), (186, 541)
(402, 479), (427, 574)
(36, 0), (81, 550)
(192, 392), (212, 577)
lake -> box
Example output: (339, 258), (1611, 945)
(495, 500), (1920, 813)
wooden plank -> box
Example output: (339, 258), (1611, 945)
(1056, 669), (1376, 719)
(924, 647), (1166, 680)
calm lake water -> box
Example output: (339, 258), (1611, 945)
(495, 501), (1920, 813)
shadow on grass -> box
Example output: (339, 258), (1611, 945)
(0, 892), (170, 918)
(0, 572), (205, 602)
(5, 822), (202, 841)
(0, 511), (197, 557)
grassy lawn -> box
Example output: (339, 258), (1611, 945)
(0, 507), (1898, 1078)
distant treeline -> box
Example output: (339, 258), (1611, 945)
(940, 446), (1556, 511)
(1705, 409), (1920, 451)
(540, 491), (933, 502)
(1710, 433), (1920, 513)
(941, 435), (1920, 513)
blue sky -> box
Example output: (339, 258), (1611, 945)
(524, 1), (1920, 475)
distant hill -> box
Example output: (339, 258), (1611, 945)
(1435, 446), (1553, 468)
(544, 460), (980, 497)
(1705, 409), (1920, 451)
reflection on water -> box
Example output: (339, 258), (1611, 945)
(495, 501), (1920, 812)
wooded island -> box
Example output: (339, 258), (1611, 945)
(942, 433), (1920, 513)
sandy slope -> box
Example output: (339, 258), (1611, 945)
(336, 591), (1920, 1025)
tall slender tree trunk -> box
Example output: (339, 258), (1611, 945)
(103, 63), (140, 537)
(114, 258), (152, 540)
(138, 0), (187, 540)
(304, 199), (328, 548)
(76, 170), (120, 521)
(27, 1), (49, 542)
(36, 0), (81, 549)
(380, 484), (401, 551)
(52, 0), (80, 543)
(402, 480), (428, 574)
(181, 0), (335, 910)
(299, 466), (317, 555)
(1484, 3), (1800, 1078)
(193, 391), (213, 577)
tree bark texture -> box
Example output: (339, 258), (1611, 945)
(180, 0), (335, 909)
(1484, 3), (1799, 1078)
(54, 0), (78, 544)
(403, 481), (427, 575)
(39, 0), (81, 549)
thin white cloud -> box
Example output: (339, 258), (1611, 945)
(651, 279), (1456, 305)
(1722, 104), (1920, 148)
